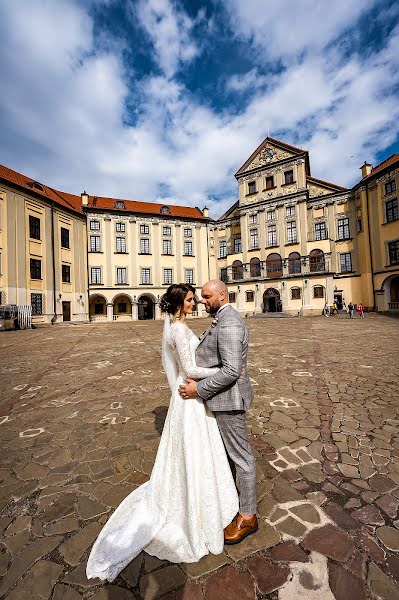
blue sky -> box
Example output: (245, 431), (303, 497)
(0, 0), (398, 218)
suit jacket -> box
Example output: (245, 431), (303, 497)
(195, 305), (253, 412)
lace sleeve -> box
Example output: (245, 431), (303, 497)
(170, 323), (219, 380)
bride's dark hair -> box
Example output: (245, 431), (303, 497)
(160, 283), (197, 315)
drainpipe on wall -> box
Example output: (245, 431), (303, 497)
(50, 202), (57, 324)
(365, 182), (376, 311)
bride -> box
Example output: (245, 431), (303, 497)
(86, 283), (239, 581)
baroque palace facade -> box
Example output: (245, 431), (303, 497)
(0, 137), (398, 324)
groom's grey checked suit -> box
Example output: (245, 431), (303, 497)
(195, 305), (257, 515)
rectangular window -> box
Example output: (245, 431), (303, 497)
(386, 199), (398, 223)
(340, 252), (352, 273)
(248, 181), (256, 194)
(90, 267), (102, 284)
(31, 293), (43, 315)
(267, 210), (276, 221)
(90, 220), (100, 230)
(385, 180), (397, 194)
(249, 214), (258, 225)
(90, 235), (101, 252)
(284, 170), (294, 184)
(61, 227), (70, 249)
(62, 264), (71, 283)
(267, 224), (277, 247)
(286, 205), (295, 217)
(116, 237), (126, 253)
(183, 228), (192, 237)
(29, 215), (41, 240)
(163, 226), (171, 236)
(313, 286), (324, 299)
(246, 291), (254, 302)
(265, 176), (274, 189)
(116, 222), (125, 232)
(286, 221), (297, 244)
(185, 268), (194, 284)
(140, 238), (150, 254)
(140, 224), (149, 234)
(220, 268), (228, 283)
(219, 240), (227, 258)
(163, 268), (173, 284)
(234, 237), (242, 253)
(291, 287), (301, 300)
(249, 229), (258, 249)
(30, 258), (42, 279)
(315, 222), (327, 240)
(141, 267), (151, 284)
(116, 267), (127, 284)
(184, 241), (193, 256)
(228, 292), (236, 303)
(389, 240), (399, 265)
(163, 239), (172, 255)
(337, 218), (350, 240)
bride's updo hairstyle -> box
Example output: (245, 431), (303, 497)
(160, 283), (197, 318)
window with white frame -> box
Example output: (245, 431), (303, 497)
(388, 240), (399, 265)
(163, 226), (171, 236)
(184, 241), (193, 256)
(315, 222), (327, 240)
(249, 229), (258, 249)
(246, 290), (254, 302)
(90, 267), (102, 284)
(228, 292), (236, 303)
(286, 221), (297, 243)
(286, 205), (295, 217)
(62, 264), (71, 283)
(116, 222), (125, 232)
(267, 224), (277, 247)
(267, 209), (276, 221)
(340, 252), (352, 273)
(140, 224), (149, 234)
(386, 199), (398, 223)
(116, 237), (126, 253)
(163, 239), (172, 255)
(163, 268), (173, 284)
(90, 220), (100, 230)
(184, 228), (192, 237)
(141, 267), (151, 284)
(385, 180), (397, 194)
(30, 258), (42, 279)
(61, 227), (70, 249)
(29, 215), (41, 240)
(234, 237), (242, 253)
(90, 235), (100, 252)
(185, 268), (194, 284)
(219, 240), (227, 258)
(291, 287), (301, 300)
(140, 238), (150, 254)
(313, 285), (324, 298)
(249, 214), (258, 225)
(116, 267), (127, 284)
(337, 218), (350, 240)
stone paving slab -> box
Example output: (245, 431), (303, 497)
(0, 314), (399, 598)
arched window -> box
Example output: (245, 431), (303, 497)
(266, 253), (282, 278)
(309, 249), (325, 272)
(232, 260), (243, 280)
(250, 257), (261, 277)
(288, 252), (301, 274)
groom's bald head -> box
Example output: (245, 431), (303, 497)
(201, 279), (228, 313)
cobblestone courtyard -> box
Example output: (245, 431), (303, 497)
(0, 314), (399, 599)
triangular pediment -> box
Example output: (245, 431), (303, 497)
(307, 176), (347, 198)
(235, 137), (307, 177)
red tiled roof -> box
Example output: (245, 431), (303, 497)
(0, 164), (205, 220)
(307, 175), (347, 191)
(363, 154), (399, 181)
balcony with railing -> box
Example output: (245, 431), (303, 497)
(220, 253), (332, 283)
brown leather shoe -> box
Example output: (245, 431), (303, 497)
(224, 513), (258, 545)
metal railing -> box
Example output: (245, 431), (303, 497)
(389, 302), (399, 310)
(221, 255), (332, 283)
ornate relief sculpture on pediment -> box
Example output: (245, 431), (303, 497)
(308, 182), (332, 198)
(245, 144), (295, 172)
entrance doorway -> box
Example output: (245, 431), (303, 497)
(138, 295), (155, 320)
(62, 301), (71, 322)
(263, 288), (281, 312)
(390, 277), (399, 303)
(334, 293), (343, 310)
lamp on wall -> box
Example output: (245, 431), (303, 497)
(304, 279), (308, 286)
(255, 283), (259, 291)
(282, 281), (285, 288)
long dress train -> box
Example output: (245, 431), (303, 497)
(86, 321), (239, 582)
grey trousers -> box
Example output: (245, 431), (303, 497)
(215, 410), (257, 515)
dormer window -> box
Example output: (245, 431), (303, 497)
(160, 205), (171, 214)
(27, 181), (44, 191)
(115, 200), (125, 210)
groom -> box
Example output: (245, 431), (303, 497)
(179, 279), (257, 544)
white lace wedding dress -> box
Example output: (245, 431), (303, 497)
(86, 320), (239, 582)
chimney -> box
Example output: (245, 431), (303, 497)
(360, 161), (372, 178)
(202, 206), (209, 218)
(81, 191), (89, 206)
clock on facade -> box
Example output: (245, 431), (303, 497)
(259, 146), (275, 163)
